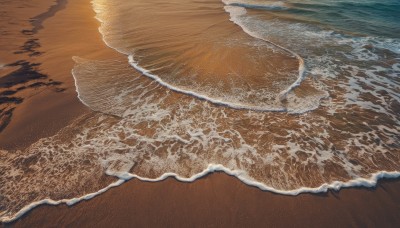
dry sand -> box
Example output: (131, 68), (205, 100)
(1, 0), (400, 227)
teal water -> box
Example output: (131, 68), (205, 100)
(286, 0), (400, 38)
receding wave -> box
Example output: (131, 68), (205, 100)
(92, 0), (324, 113)
(222, 5), (305, 101)
(2, 49), (399, 221)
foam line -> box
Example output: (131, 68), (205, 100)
(0, 179), (125, 223)
(89, 0), (310, 113)
(112, 164), (400, 196)
(3, 164), (400, 223)
(222, 5), (306, 101)
(127, 56), (290, 112)
(71, 57), (92, 109)
(72, 55), (284, 113)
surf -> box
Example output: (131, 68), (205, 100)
(1, 0), (400, 223)
(91, 0), (323, 113)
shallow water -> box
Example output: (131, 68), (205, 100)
(1, 0), (399, 222)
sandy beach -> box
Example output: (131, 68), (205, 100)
(7, 173), (400, 227)
(1, 0), (400, 227)
(0, 0), (130, 150)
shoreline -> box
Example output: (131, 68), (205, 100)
(7, 172), (400, 227)
(92, 0), (318, 114)
(2, 165), (400, 224)
(0, 0), (87, 150)
(1, 0), (400, 226)
(0, 0), (122, 149)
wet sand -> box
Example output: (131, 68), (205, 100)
(0, 0), (122, 149)
(7, 173), (400, 227)
(1, 0), (400, 227)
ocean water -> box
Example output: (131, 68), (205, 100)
(1, 0), (400, 222)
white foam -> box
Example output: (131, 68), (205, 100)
(222, 0), (289, 10)
(89, 0), (317, 114)
(112, 164), (400, 195)
(2, 165), (400, 223)
(128, 55), (311, 113)
(0, 179), (125, 223)
(72, 57), (91, 109)
(223, 5), (306, 102)
(3, 0), (400, 223)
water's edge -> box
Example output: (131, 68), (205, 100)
(2, 163), (400, 223)
(3, 0), (399, 224)
(91, 0), (323, 114)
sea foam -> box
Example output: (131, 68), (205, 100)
(90, 0), (324, 114)
(1, 0), (400, 223)
(222, 0), (289, 10)
(2, 163), (400, 223)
